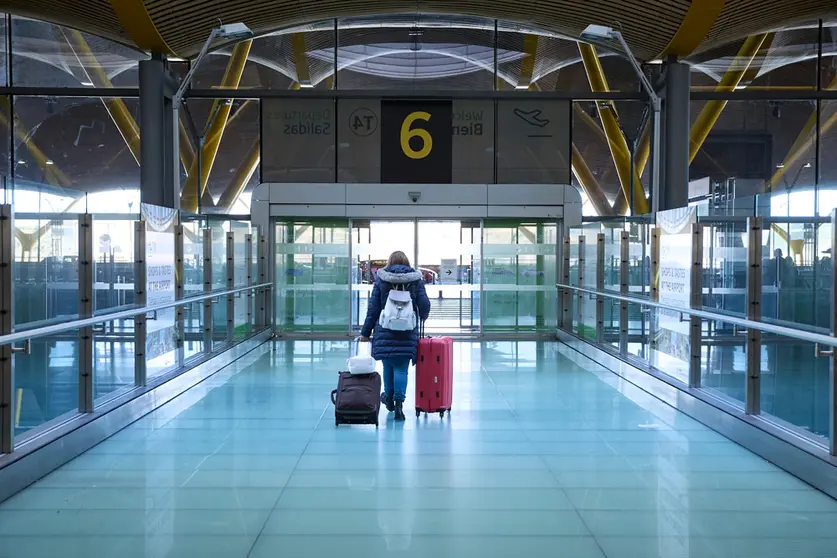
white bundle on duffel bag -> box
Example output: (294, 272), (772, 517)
(378, 285), (416, 331)
(347, 340), (376, 375)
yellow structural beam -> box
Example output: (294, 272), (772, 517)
(181, 39), (253, 213)
(108, 0), (175, 55)
(767, 74), (837, 191)
(215, 138), (260, 212)
(572, 144), (614, 216)
(291, 33), (311, 86)
(689, 34), (768, 163)
(578, 43), (649, 215)
(63, 30), (142, 165)
(0, 101), (72, 187)
(179, 119), (196, 171)
(518, 35), (539, 89)
(658, 0), (726, 58)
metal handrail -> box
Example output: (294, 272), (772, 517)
(557, 283), (837, 348)
(0, 282), (272, 347)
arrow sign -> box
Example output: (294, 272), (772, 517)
(446, 270), (452, 275)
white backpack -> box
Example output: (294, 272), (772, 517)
(378, 284), (417, 331)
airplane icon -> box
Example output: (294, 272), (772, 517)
(513, 108), (550, 128)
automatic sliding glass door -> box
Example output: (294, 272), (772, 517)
(351, 220), (417, 332)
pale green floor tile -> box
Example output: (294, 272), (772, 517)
(248, 535), (606, 558)
(3, 341), (837, 557)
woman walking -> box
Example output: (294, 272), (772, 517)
(359, 251), (431, 420)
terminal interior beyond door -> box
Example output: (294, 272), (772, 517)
(274, 219), (560, 335)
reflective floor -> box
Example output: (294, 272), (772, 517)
(1, 341), (836, 558)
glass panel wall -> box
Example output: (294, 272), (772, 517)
(5, 205), (268, 450)
(276, 219), (350, 333)
(483, 220), (557, 333)
(561, 209), (835, 449)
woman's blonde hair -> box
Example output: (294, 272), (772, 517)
(387, 250), (411, 268)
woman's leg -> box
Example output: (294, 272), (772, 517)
(382, 359), (394, 397)
(392, 359), (410, 402)
(381, 359), (395, 412)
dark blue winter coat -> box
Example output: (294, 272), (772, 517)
(361, 265), (431, 363)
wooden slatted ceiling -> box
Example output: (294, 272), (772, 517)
(701, 0), (837, 52)
(0, 0), (127, 43)
(0, 0), (836, 62)
(143, 0), (689, 58)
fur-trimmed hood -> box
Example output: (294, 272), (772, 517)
(376, 265), (422, 284)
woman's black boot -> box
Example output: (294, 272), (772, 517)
(394, 400), (406, 421)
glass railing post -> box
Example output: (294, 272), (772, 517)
(202, 228), (212, 354)
(258, 232), (269, 331)
(745, 217), (763, 414)
(226, 231), (235, 344)
(78, 214), (94, 413)
(829, 209), (837, 456)
(577, 236), (585, 334)
(619, 231), (629, 354)
(561, 236), (570, 331)
(650, 227), (660, 302)
(174, 224), (185, 370)
(134, 220), (147, 386)
(689, 223), (704, 388)
(0, 204), (13, 453)
(246, 233), (254, 331)
(596, 233), (605, 343)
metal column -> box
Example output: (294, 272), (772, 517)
(245, 233), (254, 331)
(0, 205), (13, 453)
(226, 232), (235, 344)
(596, 233), (605, 343)
(663, 60), (691, 211)
(688, 223), (704, 388)
(174, 224), (185, 369)
(830, 210), (837, 455)
(745, 217), (763, 414)
(139, 58), (179, 209)
(577, 236), (585, 332)
(619, 231), (629, 353)
(202, 228), (213, 353)
(134, 221), (147, 386)
(78, 214), (94, 412)
(561, 236), (570, 331)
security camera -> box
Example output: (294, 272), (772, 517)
(408, 191), (421, 203)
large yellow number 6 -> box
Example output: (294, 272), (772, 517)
(400, 111), (432, 159)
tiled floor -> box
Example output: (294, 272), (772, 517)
(1, 341), (836, 558)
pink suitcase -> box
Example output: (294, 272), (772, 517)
(415, 335), (453, 418)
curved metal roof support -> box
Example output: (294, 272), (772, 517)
(215, 138), (260, 213)
(181, 39), (253, 213)
(572, 144), (614, 216)
(578, 43), (649, 215)
(689, 33), (768, 163)
(63, 30), (142, 165)
(0, 100), (72, 188)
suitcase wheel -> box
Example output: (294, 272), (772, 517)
(439, 410), (445, 418)
(415, 409), (421, 418)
